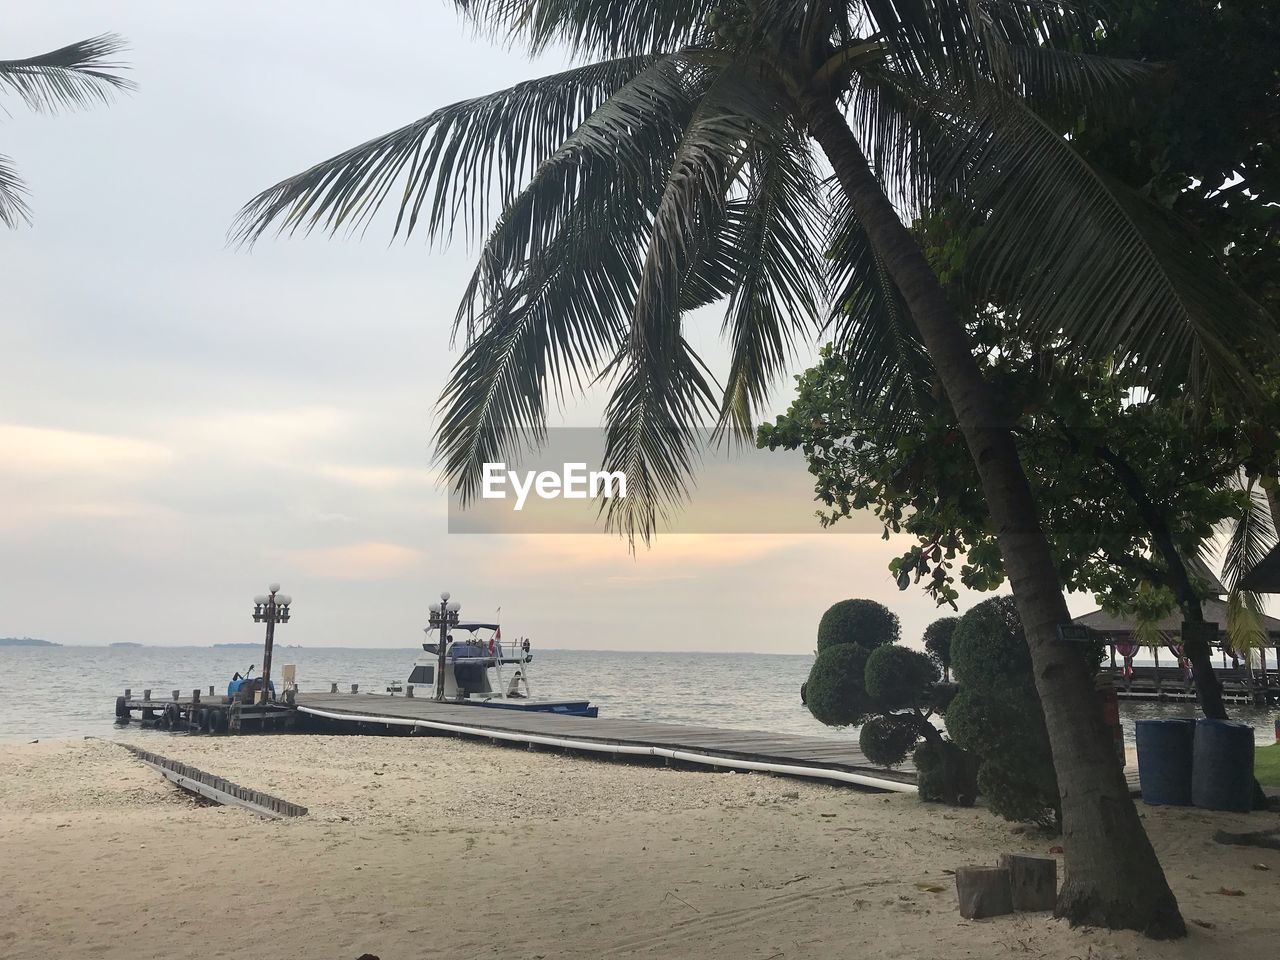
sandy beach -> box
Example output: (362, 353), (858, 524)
(0, 735), (1274, 960)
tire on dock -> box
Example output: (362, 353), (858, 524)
(161, 703), (179, 730)
(115, 696), (129, 719)
(208, 707), (228, 735)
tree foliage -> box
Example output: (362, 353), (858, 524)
(816, 598), (900, 652)
(922, 616), (958, 679)
(759, 335), (1248, 631)
(945, 597), (1060, 826)
(0, 35), (132, 227)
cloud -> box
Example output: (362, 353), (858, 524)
(1, 423), (173, 477)
(318, 463), (440, 490)
(275, 540), (424, 580)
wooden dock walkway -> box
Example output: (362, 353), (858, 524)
(294, 693), (917, 792)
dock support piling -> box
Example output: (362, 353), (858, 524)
(124, 688), (131, 700)
(350, 683), (359, 694)
(330, 682), (338, 693)
(143, 689), (151, 701)
(192, 689), (201, 704)
(171, 689), (180, 701)
(406, 685), (414, 698)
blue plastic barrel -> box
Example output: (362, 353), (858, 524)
(1135, 719), (1196, 805)
(1192, 719), (1255, 813)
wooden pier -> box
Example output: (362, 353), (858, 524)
(292, 692), (918, 792)
(115, 688), (295, 733)
(1102, 665), (1279, 704)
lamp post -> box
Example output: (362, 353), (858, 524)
(251, 584), (292, 705)
(427, 591), (461, 701)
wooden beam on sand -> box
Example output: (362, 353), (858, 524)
(117, 743), (308, 819)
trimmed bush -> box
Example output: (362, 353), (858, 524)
(859, 714), (920, 767)
(817, 599), (900, 652)
(923, 616), (960, 680)
(945, 597), (1059, 826)
(914, 739), (978, 805)
(865, 645), (938, 711)
(804, 644), (878, 727)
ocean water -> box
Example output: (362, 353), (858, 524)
(1, 645), (1274, 745)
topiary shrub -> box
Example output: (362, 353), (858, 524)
(944, 596), (1060, 827)
(923, 616), (960, 682)
(817, 599), (900, 652)
(865, 645), (938, 710)
(804, 601), (972, 802)
(804, 644), (878, 727)
(859, 713), (921, 767)
(914, 739), (978, 805)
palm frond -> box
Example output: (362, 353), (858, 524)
(598, 73), (784, 541)
(0, 155), (31, 227)
(233, 56), (662, 246)
(1220, 477), (1277, 654)
(452, 0), (718, 56)
(909, 81), (1277, 403)
(716, 133), (827, 437)
(0, 34), (133, 112)
(455, 56), (698, 333)
(823, 186), (929, 416)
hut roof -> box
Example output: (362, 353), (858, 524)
(1073, 597), (1280, 636)
(1240, 543), (1280, 593)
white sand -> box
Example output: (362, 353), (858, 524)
(0, 735), (1275, 960)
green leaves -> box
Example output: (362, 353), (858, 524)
(0, 34), (133, 113)
(0, 35), (132, 227)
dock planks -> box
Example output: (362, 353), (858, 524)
(294, 692), (917, 792)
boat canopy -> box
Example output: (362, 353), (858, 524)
(453, 622), (500, 632)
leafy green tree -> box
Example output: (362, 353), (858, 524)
(231, 0), (1280, 933)
(946, 597), (1062, 827)
(759, 336), (1249, 718)
(0, 35), (132, 226)
(923, 616), (958, 682)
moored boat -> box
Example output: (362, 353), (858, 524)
(399, 595), (598, 717)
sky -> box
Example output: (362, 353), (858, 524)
(1, 1), (1054, 652)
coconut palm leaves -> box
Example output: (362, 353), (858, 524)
(0, 34), (133, 227)
(235, 0), (1277, 541)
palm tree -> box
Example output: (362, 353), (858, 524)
(234, 1), (1274, 936)
(0, 34), (133, 227)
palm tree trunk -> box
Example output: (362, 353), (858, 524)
(798, 93), (1185, 938)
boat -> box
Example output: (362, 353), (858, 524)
(400, 612), (598, 718)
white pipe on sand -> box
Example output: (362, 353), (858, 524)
(295, 705), (916, 794)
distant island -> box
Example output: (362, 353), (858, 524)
(213, 642), (302, 649)
(0, 637), (58, 647)
(110, 642), (144, 648)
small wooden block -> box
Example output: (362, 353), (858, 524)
(956, 866), (1014, 919)
(999, 854), (1057, 912)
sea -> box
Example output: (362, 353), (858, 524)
(1, 645), (1275, 746)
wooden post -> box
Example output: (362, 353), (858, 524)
(330, 682), (338, 693)
(955, 866), (1014, 919)
(143, 689), (151, 701)
(209, 685), (215, 696)
(192, 689), (201, 704)
(172, 689), (180, 701)
(998, 854), (1056, 911)
(351, 683), (359, 694)
(406, 685), (414, 698)
(124, 688), (131, 700)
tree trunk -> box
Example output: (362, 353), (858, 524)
(799, 93), (1185, 939)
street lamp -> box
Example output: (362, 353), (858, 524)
(251, 583), (292, 704)
(426, 591), (461, 701)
